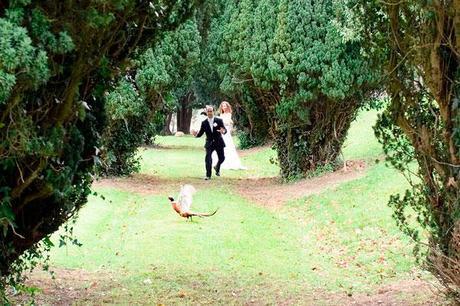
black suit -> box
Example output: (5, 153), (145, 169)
(195, 117), (227, 178)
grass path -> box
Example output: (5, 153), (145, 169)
(11, 111), (443, 305)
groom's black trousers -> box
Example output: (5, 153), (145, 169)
(205, 144), (225, 177)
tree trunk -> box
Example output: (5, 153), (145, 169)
(376, 2), (460, 298)
(176, 92), (194, 134)
(274, 96), (361, 179)
(162, 112), (173, 135)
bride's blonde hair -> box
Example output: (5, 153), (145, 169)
(219, 101), (232, 114)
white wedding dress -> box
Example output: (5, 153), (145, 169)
(213, 113), (247, 170)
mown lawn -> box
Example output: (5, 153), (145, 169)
(25, 110), (435, 304)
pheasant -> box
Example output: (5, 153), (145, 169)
(168, 184), (218, 221)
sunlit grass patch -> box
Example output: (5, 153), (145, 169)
(343, 109), (383, 161)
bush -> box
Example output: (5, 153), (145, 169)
(0, 0), (198, 297)
(207, 0), (379, 179)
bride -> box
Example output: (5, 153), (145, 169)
(212, 101), (247, 170)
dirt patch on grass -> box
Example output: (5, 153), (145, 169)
(8, 268), (121, 305)
(234, 160), (367, 209)
(272, 279), (441, 306)
(8, 269), (442, 305)
(92, 160), (368, 210)
(92, 174), (177, 196)
(92, 174), (233, 197)
(340, 279), (442, 305)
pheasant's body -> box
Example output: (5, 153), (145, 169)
(168, 184), (218, 220)
(172, 202), (182, 215)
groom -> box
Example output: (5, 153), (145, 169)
(192, 105), (227, 180)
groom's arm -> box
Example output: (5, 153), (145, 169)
(195, 122), (205, 137)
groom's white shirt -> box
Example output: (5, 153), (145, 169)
(208, 117), (214, 131)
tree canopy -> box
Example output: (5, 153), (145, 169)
(205, 0), (379, 178)
(0, 0), (199, 291)
(101, 17), (202, 175)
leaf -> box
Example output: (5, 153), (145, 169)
(43, 236), (54, 247)
(0, 203), (15, 222)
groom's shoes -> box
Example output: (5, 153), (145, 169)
(204, 176), (211, 180)
(214, 166), (220, 176)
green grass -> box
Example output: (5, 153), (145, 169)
(44, 110), (428, 304)
(342, 109), (383, 161)
(139, 136), (279, 179)
(154, 134), (205, 149)
(279, 163), (414, 291)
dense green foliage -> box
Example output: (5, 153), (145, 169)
(2, 0), (459, 302)
(100, 18), (201, 176)
(0, 0), (198, 297)
(358, 0), (460, 298)
(100, 78), (148, 175)
(206, 0), (379, 179)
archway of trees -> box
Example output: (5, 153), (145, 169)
(110, 0), (380, 180)
(1, 0), (459, 302)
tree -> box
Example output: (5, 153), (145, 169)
(136, 17), (201, 135)
(358, 0), (460, 299)
(99, 18), (201, 176)
(0, 0), (198, 292)
(99, 76), (151, 176)
(207, 0), (379, 178)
